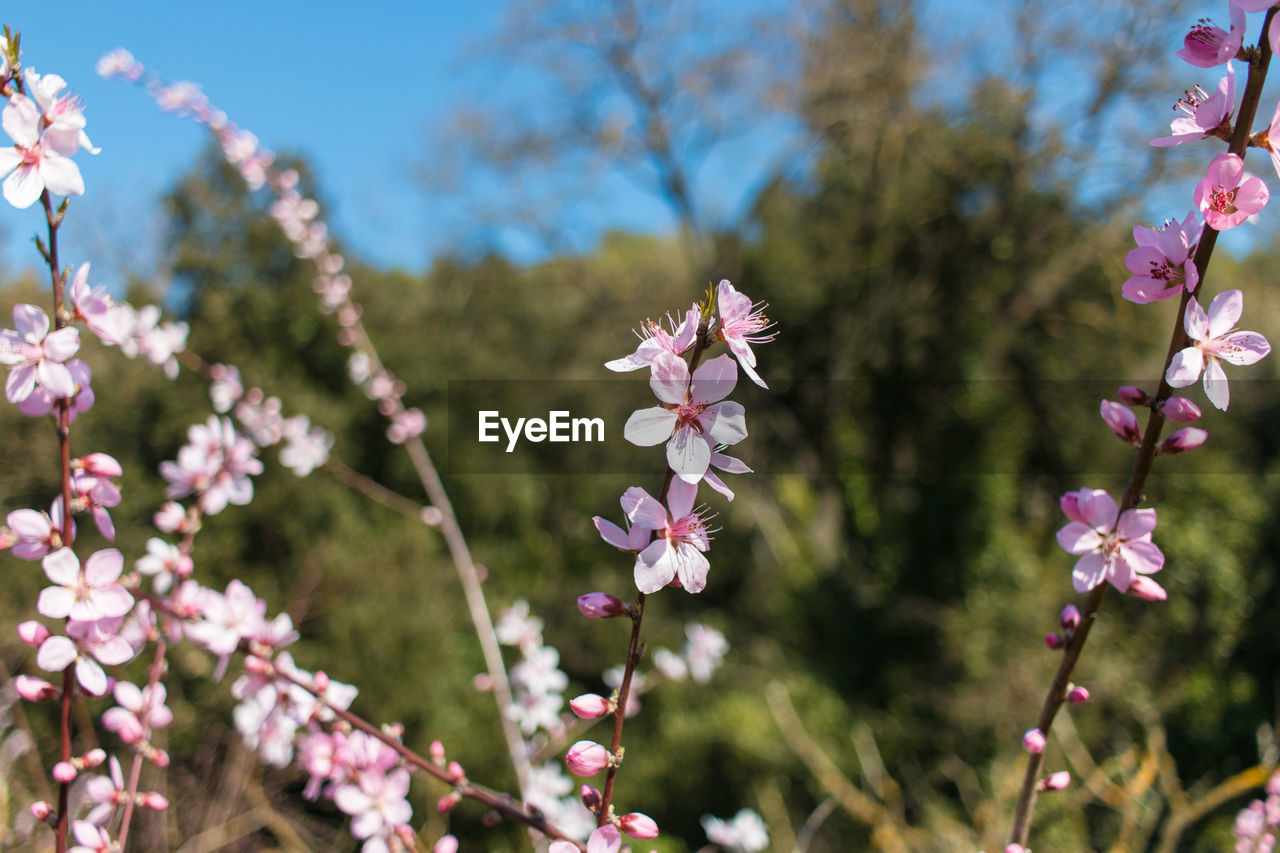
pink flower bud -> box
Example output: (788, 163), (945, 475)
(577, 592), (626, 619)
(77, 453), (123, 478)
(433, 835), (459, 853)
(1160, 427), (1207, 455)
(1126, 575), (1168, 601)
(1117, 386), (1151, 407)
(619, 811), (660, 839)
(143, 792), (169, 810)
(430, 740), (446, 765)
(447, 761), (466, 782)
(1005, 845), (1026, 853)
(566, 740), (611, 777)
(437, 792), (462, 813)
(149, 748), (170, 768)
(314, 670), (330, 691)
(154, 501), (188, 533)
(1059, 604), (1080, 632)
(14, 675), (57, 701)
(581, 784), (602, 810)
(1044, 632), (1064, 650)
(1160, 396), (1202, 422)
(570, 693), (612, 719)
(30, 801), (52, 822)
(17, 621), (50, 647)
(1100, 400), (1141, 444)
(1022, 728), (1046, 754)
(1037, 770), (1071, 792)
(52, 761), (77, 783)
(1068, 686), (1090, 704)
(1266, 768), (1280, 797)
(81, 749), (106, 768)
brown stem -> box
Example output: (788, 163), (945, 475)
(1009, 15), (1276, 845)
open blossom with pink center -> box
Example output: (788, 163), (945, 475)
(280, 415), (333, 476)
(333, 767), (414, 850)
(606, 306), (698, 372)
(118, 303), (188, 378)
(550, 825), (622, 853)
(160, 416), (263, 515)
(0, 93), (85, 208)
(1166, 290), (1270, 410)
(0, 303), (80, 403)
(683, 621), (729, 682)
(186, 579), (268, 658)
(626, 479), (715, 594)
(6, 500), (70, 560)
(135, 537), (193, 593)
(624, 352), (747, 483)
(37, 616), (135, 696)
(1056, 488), (1164, 595)
(68, 820), (112, 853)
(594, 487), (659, 556)
(69, 263), (128, 345)
(102, 680), (172, 744)
(1152, 66), (1235, 147)
(84, 756), (127, 824)
(716, 280), (776, 388)
(37, 547), (133, 622)
(1177, 9), (1245, 68)
(1194, 152), (1269, 229)
(1122, 213), (1202, 303)
(18, 358), (94, 422)
(72, 469), (122, 540)
(26, 69), (99, 155)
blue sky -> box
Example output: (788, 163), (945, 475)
(3, 0), (1275, 291)
(1, 0), (799, 287)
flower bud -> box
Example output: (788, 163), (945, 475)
(1160, 396), (1202, 422)
(430, 740), (446, 765)
(148, 747), (170, 768)
(437, 792), (462, 813)
(577, 592), (626, 619)
(1117, 386), (1151, 407)
(619, 811), (660, 839)
(1037, 770), (1071, 792)
(1068, 686), (1090, 705)
(77, 453), (123, 478)
(447, 761), (466, 782)
(1005, 846), (1026, 853)
(1022, 728), (1046, 754)
(142, 792), (169, 810)
(52, 761), (77, 783)
(30, 801), (53, 822)
(570, 693), (612, 720)
(1160, 427), (1207, 455)
(1060, 491), (1087, 524)
(81, 749), (106, 768)
(580, 784), (602, 811)
(1059, 604), (1080, 632)
(565, 740), (611, 777)
(433, 835), (459, 853)
(1126, 575), (1168, 601)
(1044, 632), (1064, 650)
(17, 621), (50, 647)
(14, 675), (57, 702)
(1100, 400), (1141, 445)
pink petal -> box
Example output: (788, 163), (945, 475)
(667, 426), (711, 483)
(623, 407), (676, 446)
(36, 635), (77, 671)
(1166, 347), (1204, 387)
(76, 657), (108, 695)
(1071, 552), (1108, 593)
(37, 586), (75, 619)
(1080, 490), (1118, 532)
(39, 154), (84, 198)
(690, 354), (738, 404)
(667, 476), (698, 519)
(35, 359), (74, 398)
(13, 304), (50, 341)
(648, 351), (689, 405)
(92, 634), (135, 666)
(1183, 296), (1209, 342)
(635, 542), (676, 593)
(1120, 540), (1164, 576)
(1203, 358), (1230, 410)
(1056, 522), (1103, 555)
(3, 164), (44, 209)
(93, 586), (135, 619)
(42, 326), (80, 362)
(1217, 330), (1271, 365)
(594, 517), (632, 550)
(621, 487), (666, 529)
(84, 549), (124, 585)
(42, 547), (80, 584)
(673, 544), (710, 593)
(1206, 289), (1244, 338)
(7, 509), (51, 538)
(2, 95), (40, 148)
(704, 401), (748, 446)
(1116, 507), (1157, 540)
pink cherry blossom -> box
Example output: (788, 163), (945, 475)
(68, 820), (112, 853)
(0, 93), (85, 208)
(84, 756), (127, 824)
(135, 537), (193, 593)
(69, 263), (128, 345)
(1194, 152), (1269, 229)
(37, 547), (134, 622)
(332, 766), (413, 847)
(0, 303), (80, 403)
(1166, 290), (1270, 410)
(606, 306), (698, 372)
(626, 480), (715, 594)
(1152, 66), (1235, 147)
(702, 808), (770, 852)
(102, 680), (172, 744)
(716, 280), (776, 388)
(6, 500), (70, 560)
(624, 352), (747, 483)
(17, 358), (94, 421)
(682, 621), (728, 683)
(37, 616), (135, 695)
(25, 69), (99, 155)
(1055, 488), (1164, 595)
(280, 414), (333, 475)
(565, 740), (610, 776)
(96, 48), (143, 82)
(1122, 213), (1202, 303)
(550, 825), (622, 853)
(1177, 10), (1245, 68)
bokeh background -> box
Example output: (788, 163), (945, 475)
(2, 0), (1279, 850)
